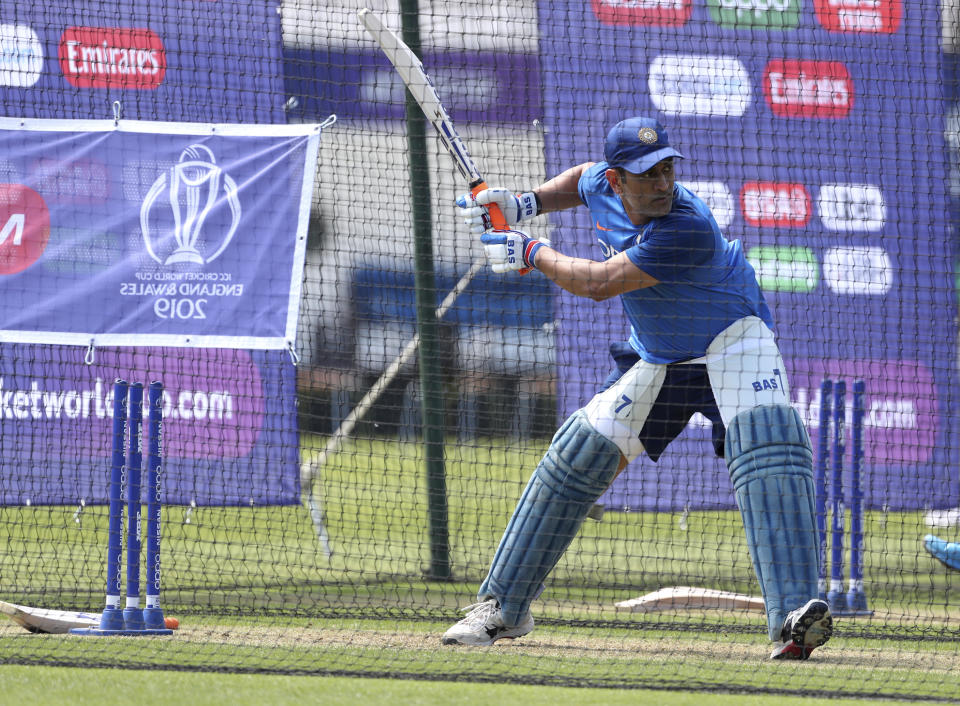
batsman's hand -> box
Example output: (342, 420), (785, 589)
(456, 189), (539, 234)
(481, 229), (547, 274)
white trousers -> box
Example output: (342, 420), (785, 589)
(583, 316), (791, 461)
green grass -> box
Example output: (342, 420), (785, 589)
(0, 666), (934, 706)
(2, 615), (956, 700)
(0, 435), (958, 701)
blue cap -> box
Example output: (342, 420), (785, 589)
(604, 117), (684, 174)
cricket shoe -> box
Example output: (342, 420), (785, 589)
(770, 598), (833, 660)
(440, 599), (534, 646)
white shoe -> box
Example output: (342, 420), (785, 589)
(925, 507), (960, 528)
(440, 599), (534, 646)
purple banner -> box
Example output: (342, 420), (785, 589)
(0, 345), (299, 506)
(284, 48), (541, 124)
(0, 0), (284, 123)
(540, 0), (959, 511)
(0, 2), (301, 507)
(0, 120), (318, 349)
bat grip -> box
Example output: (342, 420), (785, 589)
(470, 181), (508, 231)
(470, 181), (531, 274)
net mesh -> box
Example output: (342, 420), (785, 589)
(0, 0), (957, 699)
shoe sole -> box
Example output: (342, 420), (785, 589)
(772, 600), (833, 660)
(770, 642), (810, 660)
(441, 633), (521, 646)
(441, 624), (533, 647)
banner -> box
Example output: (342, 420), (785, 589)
(0, 0), (285, 123)
(0, 345), (299, 507)
(0, 119), (320, 349)
(0, 4), (302, 508)
(540, 1), (958, 511)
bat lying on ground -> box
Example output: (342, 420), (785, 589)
(614, 586), (765, 613)
(0, 600), (179, 633)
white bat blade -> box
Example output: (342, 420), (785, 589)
(357, 8), (482, 185)
(614, 587), (766, 613)
(0, 600), (101, 633)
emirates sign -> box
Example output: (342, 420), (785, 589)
(763, 59), (853, 118)
(59, 27), (166, 89)
(592, 0), (693, 26)
(813, 0), (902, 33)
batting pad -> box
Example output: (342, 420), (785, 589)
(479, 411), (622, 626)
(725, 404), (819, 641)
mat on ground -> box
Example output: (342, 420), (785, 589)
(0, 600), (179, 634)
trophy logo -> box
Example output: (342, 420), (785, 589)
(140, 144), (241, 266)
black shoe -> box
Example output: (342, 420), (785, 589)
(770, 599), (832, 660)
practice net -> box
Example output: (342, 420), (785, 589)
(0, 0), (958, 699)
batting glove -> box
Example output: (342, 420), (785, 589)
(481, 229), (546, 274)
(456, 188), (540, 234)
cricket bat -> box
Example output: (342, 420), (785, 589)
(357, 8), (509, 228)
(0, 600), (179, 633)
(614, 586), (766, 613)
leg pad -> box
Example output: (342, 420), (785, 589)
(480, 411), (621, 625)
(725, 404), (818, 640)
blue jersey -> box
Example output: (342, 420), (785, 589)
(578, 162), (773, 364)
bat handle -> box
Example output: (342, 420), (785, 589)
(471, 181), (508, 231)
(470, 181), (532, 275)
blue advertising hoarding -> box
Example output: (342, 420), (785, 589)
(0, 1), (303, 507)
(0, 346), (299, 507)
(539, 0), (958, 511)
(0, 0), (285, 123)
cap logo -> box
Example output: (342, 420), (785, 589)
(638, 127), (658, 144)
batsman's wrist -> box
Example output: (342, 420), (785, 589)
(517, 191), (541, 220)
(523, 238), (545, 268)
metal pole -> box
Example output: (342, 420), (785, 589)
(399, 0), (450, 579)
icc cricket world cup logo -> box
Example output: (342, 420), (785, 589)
(140, 144), (241, 266)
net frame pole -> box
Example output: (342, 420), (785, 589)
(400, 0), (450, 579)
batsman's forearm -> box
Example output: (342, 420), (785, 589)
(533, 163), (592, 213)
(532, 248), (620, 301)
(532, 247), (658, 301)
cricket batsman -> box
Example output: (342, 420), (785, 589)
(441, 117), (833, 660)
